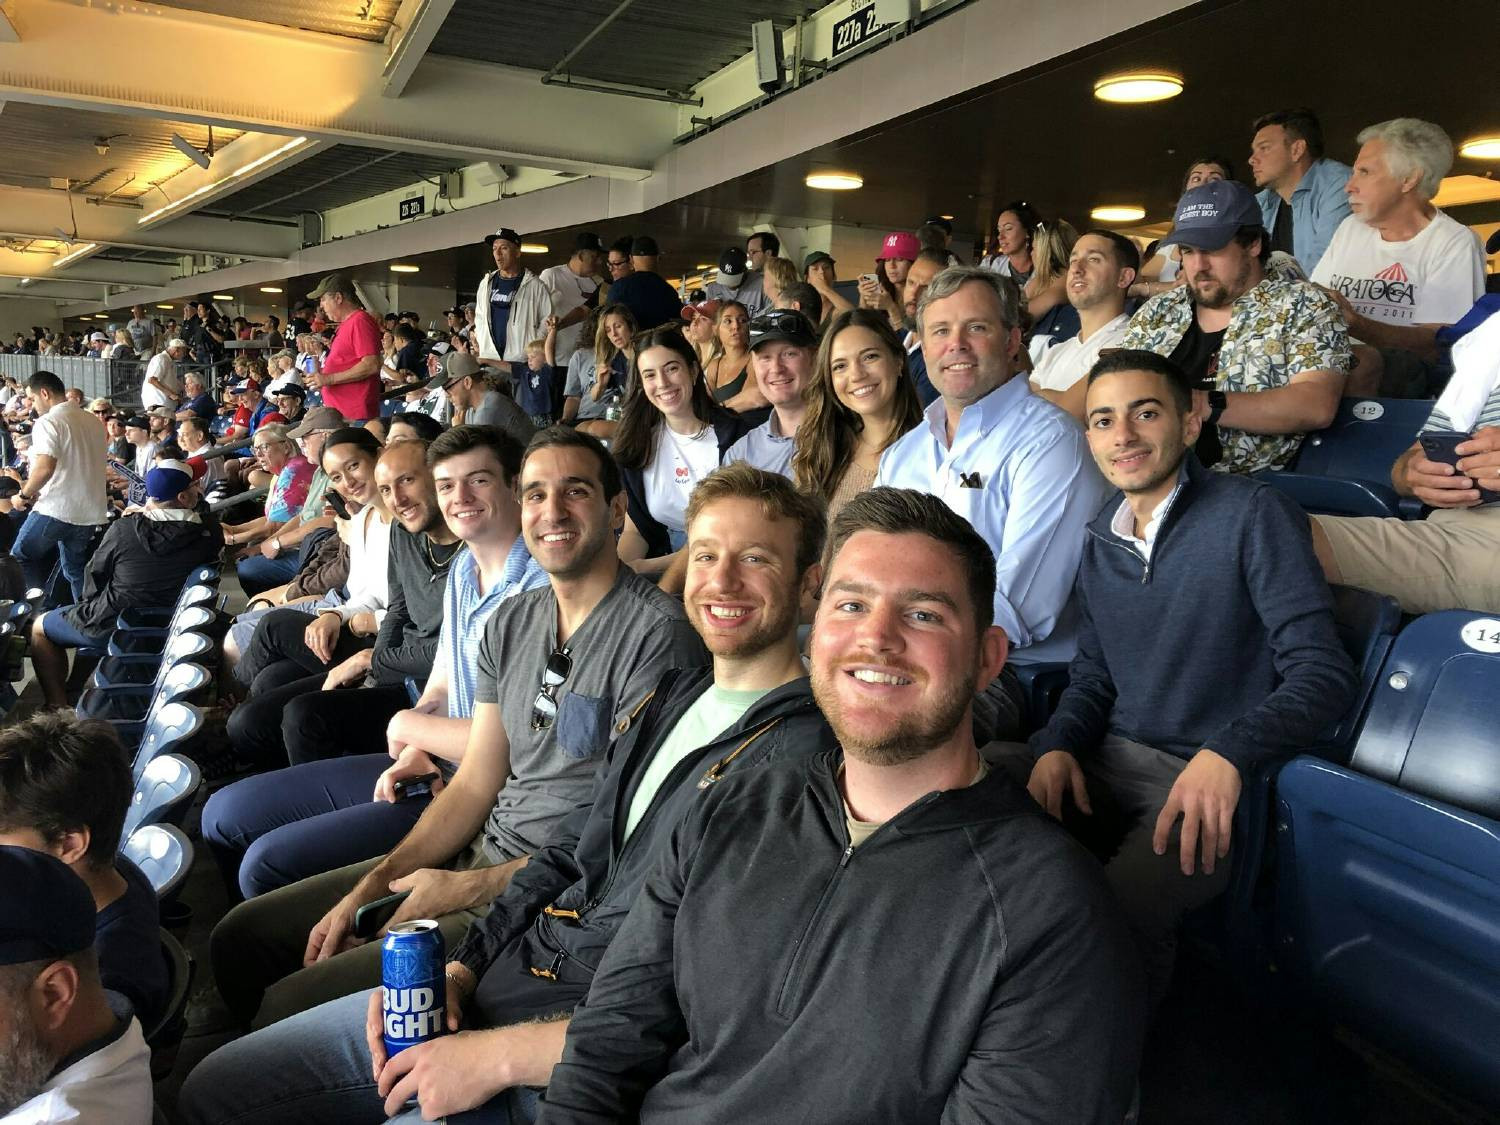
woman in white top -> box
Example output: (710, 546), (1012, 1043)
(613, 326), (752, 578)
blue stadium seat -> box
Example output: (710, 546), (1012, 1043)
(128, 701), (204, 783)
(89, 631), (212, 690)
(123, 754), (202, 839)
(405, 676), (422, 706)
(1255, 397), (1432, 518)
(119, 823), (193, 904)
(115, 582), (218, 631)
(1320, 585), (1402, 751)
(145, 928), (194, 1081)
(1274, 759), (1500, 1108)
(77, 659), (211, 725)
(106, 605), (217, 657)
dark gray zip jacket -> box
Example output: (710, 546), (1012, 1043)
(1031, 454), (1358, 773)
(540, 748), (1146, 1125)
(453, 667), (837, 1028)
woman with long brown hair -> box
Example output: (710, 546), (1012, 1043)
(562, 302), (637, 439)
(614, 326), (750, 576)
(703, 301), (766, 413)
(793, 308), (923, 523)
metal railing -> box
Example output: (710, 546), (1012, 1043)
(0, 355), (227, 410)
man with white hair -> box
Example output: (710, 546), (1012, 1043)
(142, 338), (186, 410)
(1311, 118), (1486, 395)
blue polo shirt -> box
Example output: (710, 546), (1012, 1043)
(436, 535), (549, 720)
(723, 413), (796, 479)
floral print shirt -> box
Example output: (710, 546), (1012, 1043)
(1121, 277), (1351, 473)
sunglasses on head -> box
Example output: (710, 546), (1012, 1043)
(529, 646), (573, 732)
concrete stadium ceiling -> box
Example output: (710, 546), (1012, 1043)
(201, 145), (464, 220)
(149, 0), (401, 40)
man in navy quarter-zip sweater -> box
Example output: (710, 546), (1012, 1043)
(543, 487), (1144, 1125)
(997, 348), (1356, 1006)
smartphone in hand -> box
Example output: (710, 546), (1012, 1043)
(1418, 429), (1470, 470)
(352, 889), (412, 940)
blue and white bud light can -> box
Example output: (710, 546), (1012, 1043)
(382, 920), (446, 1056)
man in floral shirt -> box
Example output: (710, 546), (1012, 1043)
(1122, 180), (1349, 474)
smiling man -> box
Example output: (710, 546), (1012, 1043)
(723, 309), (818, 478)
(876, 266), (1109, 740)
(542, 486), (1145, 1124)
(990, 349), (1355, 1006)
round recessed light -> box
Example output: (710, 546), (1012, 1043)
(1090, 205), (1147, 223)
(1093, 72), (1183, 104)
(520, 243), (549, 255)
(260, 286), (283, 294)
(806, 171), (864, 191)
(212, 293), (234, 301)
(1459, 136), (1500, 160)
(389, 263), (420, 273)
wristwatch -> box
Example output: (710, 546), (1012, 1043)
(1206, 390), (1228, 425)
(269, 536), (282, 554)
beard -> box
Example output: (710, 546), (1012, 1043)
(1189, 255), (1253, 310)
(689, 594), (799, 662)
(0, 1012), (56, 1117)
(811, 658), (975, 767)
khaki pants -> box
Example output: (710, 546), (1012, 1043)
(1313, 505), (1500, 615)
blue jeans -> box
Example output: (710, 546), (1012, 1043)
(202, 754), (430, 900)
(236, 551), (302, 598)
(12, 512), (97, 605)
(177, 989), (542, 1125)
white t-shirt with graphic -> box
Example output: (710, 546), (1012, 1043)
(1311, 210), (1484, 328)
(642, 425), (719, 534)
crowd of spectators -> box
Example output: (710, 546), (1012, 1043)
(1, 105), (1498, 1124)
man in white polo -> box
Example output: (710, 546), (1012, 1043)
(140, 338), (186, 410)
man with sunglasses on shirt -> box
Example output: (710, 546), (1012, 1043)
(179, 463), (832, 1125)
(186, 428), (706, 1042)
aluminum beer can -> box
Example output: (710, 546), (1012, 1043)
(382, 920), (445, 1055)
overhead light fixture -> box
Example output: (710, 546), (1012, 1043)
(805, 171), (863, 191)
(171, 128), (214, 170)
(1459, 136), (1500, 160)
(260, 286), (283, 294)
(389, 263), (420, 273)
(1093, 72), (1183, 104)
(17, 278), (33, 288)
(695, 263), (711, 270)
(212, 293), (234, 301)
(51, 227), (74, 244)
(156, 303), (174, 309)
(939, 214), (954, 221)
(520, 243), (549, 255)
(1090, 205), (1147, 223)
(51, 242), (99, 268)
(139, 136), (308, 225)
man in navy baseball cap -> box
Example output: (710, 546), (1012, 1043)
(1158, 179), (1266, 253)
(0, 845), (152, 1123)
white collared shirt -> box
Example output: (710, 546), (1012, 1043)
(1108, 469), (1186, 563)
(876, 376), (1109, 664)
(1, 994), (151, 1125)
(30, 402), (108, 526)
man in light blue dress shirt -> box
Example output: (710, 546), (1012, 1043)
(876, 267), (1109, 739)
(1250, 108), (1351, 275)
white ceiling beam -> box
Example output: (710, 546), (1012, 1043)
(0, 6), (16, 43)
(0, 248), (173, 287)
(0, 0), (669, 179)
(381, 0), (458, 99)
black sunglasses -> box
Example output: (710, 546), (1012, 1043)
(529, 646), (573, 731)
(748, 308), (812, 341)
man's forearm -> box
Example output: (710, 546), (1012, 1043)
(1219, 378), (1341, 434)
(360, 780), (497, 895)
(277, 512), (334, 548)
(398, 711), (472, 764)
(492, 1016), (571, 1089)
(1350, 315), (1442, 360)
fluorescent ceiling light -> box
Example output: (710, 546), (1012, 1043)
(171, 131), (211, 170)
(695, 263), (711, 269)
(260, 286), (283, 294)
(389, 263), (420, 273)
(139, 137), (308, 226)
(1093, 72), (1183, 104)
(51, 242), (99, 268)
(212, 293), (234, 301)
(520, 243), (549, 255)
(1458, 136), (1500, 160)
(805, 171), (863, 190)
(156, 303), (174, 309)
(1090, 205), (1147, 223)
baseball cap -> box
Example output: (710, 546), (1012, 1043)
(145, 464), (192, 500)
(877, 232), (921, 262)
(258, 411), (288, 427)
(802, 250), (835, 271)
(484, 227), (523, 248)
(287, 405), (345, 438)
(0, 846), (96, 965)
(123, 413), (149, 430)
(716, 247), (748, 286)
(166, 337), (188, 350)
(923, 215), (954, 233)
(748, 308), (818, 351)
(146, 405), (175, 420)
(575, 231), (605, 253)
(307, 272), (356, 300)
(681, 299), (722, 322)
(443, 307), (462, 317)
(157, 457), (205, 483)
(630, 235), (660, 257)
(271, 382), (307, 401)
(1159, 180), (1263, 252)
(428, 340), (452, 357)
(428, 351), (480, 390)
(88, 331), (109, 342)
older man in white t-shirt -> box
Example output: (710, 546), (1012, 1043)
(10, 372), (107, 603)
(140, 338), (186, 409)
(1030, 230), (1139, 422)
(1310, 118), (1485, 396)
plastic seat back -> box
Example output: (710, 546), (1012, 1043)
(119, 824), (193, 903)
(1274, 757), (1500, 1107)
(1290, 397), (1431, 481)
(129, 701), (204, 783)
(169, 604), (216, 636)
(1322, 585), (1402, 752)
(122, 754), (202, 839)
(1349, 610), (1500, 819)
(144, 927), (194, 1079)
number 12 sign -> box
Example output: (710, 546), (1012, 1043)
(832, 3), (886, 59)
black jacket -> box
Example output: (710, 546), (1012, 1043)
(369, 523), (454, 685)
(61, 510), (222, 634)
(541, 749), (1146, 1125)
(620, 415), (750, 558)
(453, 668), (836, 1029)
